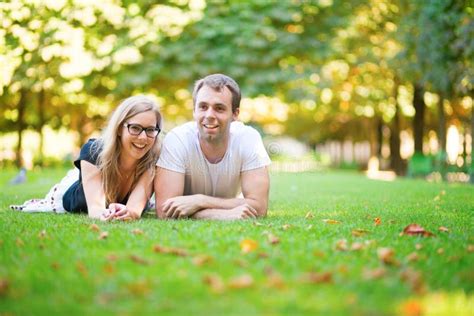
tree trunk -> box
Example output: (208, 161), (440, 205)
(37, 90), (46, 167)
(471, 91), (474, 184)
(390, 77), (402, 175)
(15, 90), (27, 168)
(413, 82), (426, 154)
(376, 117), (383, 158)
(437, 95), (446, 152)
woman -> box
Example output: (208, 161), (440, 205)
(10, 95), (162, 221)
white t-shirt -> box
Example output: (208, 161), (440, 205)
(157, 121), (271, 198)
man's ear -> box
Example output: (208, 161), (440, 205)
(232, 108), (240, 121)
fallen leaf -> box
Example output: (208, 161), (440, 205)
(203, 275), (225, 293)
(103, 263), (115, 275)
(301, 272), (332, 284)
(351, 242), (364, 251)
(192, 255), (213, 266)
(76, 261), (88, 278)
(0, 278), (9, 297)
(127, 280), (151, 296)
(233, 258), (249, 268)
(400, 268), (425, 294)
(267, 233), (280, 245)
(467, 244), (474, 253)
(400, 224), (435, 237)
(363, 267), (386, 280)
(98, 231), (109, 240)
(352, 229), (370, 237)
(266, 272), (285, 289)
(313, 250), (326, 258)
(257, 252), (269, 259)
(129, 254), (149, 265)
(305, 212), (314, 219)
(400, 299), (423, 316)
(253, 221), (264, 227)
(438, 226), (449, 233)
(437, 248), (444, 255)
(228, 274), (254, 289)
(378, 247), (399, 266)
(131, 228), (144, 235)
(38, 229), (47, 239)
(106, 254), (119, 262)
(281, 224), (291, 230)
(16, 238), (24, 247)
(415, 243), (423, 250)
(51, 262), (60, 270)
(153, 245), (188, 256)
(406, 252), (420, 262)
(240, 239), (258, 254)
(90, 224), (100, 232)
(374, 217), (381, 226)
(322, 219), (340, 224)
(335, 239), (348, 251)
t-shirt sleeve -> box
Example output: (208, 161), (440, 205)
(73, 139), (101, 169)
(156, 131), (187, 173)
(240, 128), (271, 172)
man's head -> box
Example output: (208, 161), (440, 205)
(192, 74), (241, 113)
(192, 74), (241, 145)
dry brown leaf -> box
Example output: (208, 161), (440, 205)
(192, 255), (213, 266)
(129, 254), (149, 265)
(240, 239), (258, 254)
(406, 252), (420, 262)
(335, 239), (348, 251)
(257, 252), (269, 259)
(38, 229), (47, 239)
(301, 272), (332, 284)
(352, 229), (370, 237)
(127, 280), (151, 296)
(153, 245), (188, 256)
(16, 238), (24, 247)
(305, 212), (314, 219)
(415, 243), (423, 250)
(228, 274), (254, 289)
(267, 233), (280, 245)
(76, 261), (88, 278)
(378, 247), (399, 266)
(438, 226), (449, 233)
(131, 228), (144, 235)
(98, 231), (109, 240)
(437, 248), (444, 255)
(90, 224), (100, 232)
(203, 275), (225, 293)
(0, 278), (9, 297)
(351, 242), (364, 251)
(281, 224), (291, 230)
(363, 267), (386, 280)
(374, 217), (381, 226)
(400, 268), (425, 294)
(400, 299), (424, 316)
(266, 273), (285, 289)
(313, 250), (326, 258)
(51, 262), (60, 270)
(103, 263), (115, 275)
(467, 244), (474, 253)
(322, 219), (341, 224)
(400, 224), (435, 237)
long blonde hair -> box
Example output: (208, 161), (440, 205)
(93, 95), (162, 204)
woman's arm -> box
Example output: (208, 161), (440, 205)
(113, 167), (155, 220)
(81, 160), (107, 219)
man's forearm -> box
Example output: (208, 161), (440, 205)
(195, 194), (266, 215)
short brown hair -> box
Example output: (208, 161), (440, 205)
(192, 74), (241, 113)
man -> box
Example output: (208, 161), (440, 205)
(154, 74), (271, 220)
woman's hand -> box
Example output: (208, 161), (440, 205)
(108, 203), (140, 221)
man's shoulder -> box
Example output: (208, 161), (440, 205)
(230, 122), (262, 139)
(165, 122), (197, 142)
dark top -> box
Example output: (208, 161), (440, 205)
(62, 139), (129, 213)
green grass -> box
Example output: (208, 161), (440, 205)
(0, 168), (473, 315)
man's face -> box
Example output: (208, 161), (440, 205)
(193, 85), (239, 145)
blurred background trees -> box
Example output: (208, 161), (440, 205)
(0, 0), (472, 180)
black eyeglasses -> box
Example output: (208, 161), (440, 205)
(123, 123), (160, 138)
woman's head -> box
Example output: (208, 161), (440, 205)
(97, 95), (163, 204)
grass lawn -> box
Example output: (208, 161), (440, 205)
(0, 168), (473, 315)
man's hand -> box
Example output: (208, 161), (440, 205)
(191, 203), (258, 221)
(163, 195), (204, 219)
(227, 203), (258, 220)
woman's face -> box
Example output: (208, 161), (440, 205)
(120, 110), (158, 162)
